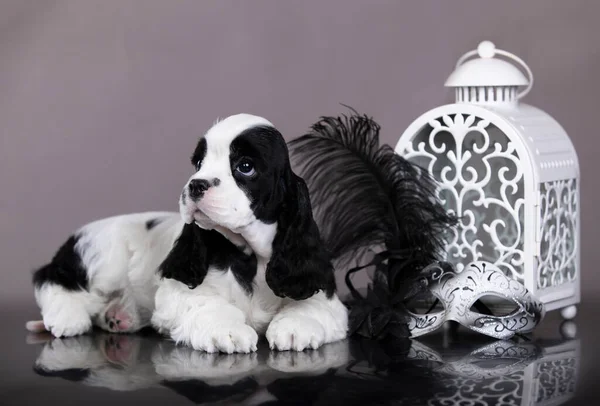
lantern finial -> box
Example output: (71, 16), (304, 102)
(477, 40), (496, 58)
(445, 41), (534, 108)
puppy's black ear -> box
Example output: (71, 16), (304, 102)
(159, 223), (208, 289)
(266, 171), (336, 300)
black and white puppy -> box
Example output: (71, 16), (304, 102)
(30, 114), (348, 353)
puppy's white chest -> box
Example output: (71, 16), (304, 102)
(233, 261), (282, 334)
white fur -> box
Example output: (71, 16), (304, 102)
(155, 114), (347, 352)
(151, 219), (348, 353)
(151, 240), (281, 353)
(35, 284), (104, 337)
(35, 210), (347, 352)
(33, 114), (348, 353)
(180, 114), (274, 230)
(266, 291), (349, 351)
(34, 212), (182, 336)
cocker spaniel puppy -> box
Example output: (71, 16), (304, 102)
(29, 114), (348, 353)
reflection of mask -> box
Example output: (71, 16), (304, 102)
(407, 339), (543, 379)
(407, 261), (545, 339)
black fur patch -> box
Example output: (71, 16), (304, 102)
(191, 137), (207, 170)
(159, 224), (257, 293)
(228, 124), (336, 300)
(211, 235), (257, 294)
(145, 217), (165, 230)
(32, 234), (89, 291)
(33, 366), (90, 382)
(266, 174), (336, 300)
(229, 125), (289, 223)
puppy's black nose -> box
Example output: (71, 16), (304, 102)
(188, 179), (211, 199)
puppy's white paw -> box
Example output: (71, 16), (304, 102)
(188, 324), (258, 354)
(43, 308), (92, 338)
(266, 315), (326, 351)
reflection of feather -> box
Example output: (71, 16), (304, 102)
(289, 110), (457, 339)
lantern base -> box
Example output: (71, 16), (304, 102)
(560, 320), (578, 339)
(560, 305), (578, 320)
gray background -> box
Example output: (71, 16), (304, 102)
(1, 0), (598, 305)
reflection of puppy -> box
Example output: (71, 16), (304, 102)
(29, 114), (348, 354)
(152, 340), (260, 387)
(266, 339), (350, 375)
(33, 333), (161, 391)
(153, 340), (350, 405)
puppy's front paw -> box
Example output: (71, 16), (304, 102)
(266, 315), (326, 351)
(188, 324), (258, 354)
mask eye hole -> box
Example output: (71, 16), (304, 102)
(404, 290), (445, 314)
(469, 295), (521, 317)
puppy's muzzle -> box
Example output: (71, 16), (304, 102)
(188, 178), (220, 200)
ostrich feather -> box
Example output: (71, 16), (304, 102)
(289, 110), (457, 339)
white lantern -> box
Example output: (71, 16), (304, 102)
(395, 41), (580, 320)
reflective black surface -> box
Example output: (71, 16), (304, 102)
(1, 302), (598, 405)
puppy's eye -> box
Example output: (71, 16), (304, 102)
(235, 160), (256, 176)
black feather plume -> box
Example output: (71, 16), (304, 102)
(289, 110), (457, 340)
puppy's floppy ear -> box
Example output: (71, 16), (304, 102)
(266, 171), (336, 301)
(159, 223), (208, 289)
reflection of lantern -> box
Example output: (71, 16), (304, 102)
(395, 41), (580, 320)
(407, 338), (580, 406)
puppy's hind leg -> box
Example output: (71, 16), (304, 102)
(35, 284), (104, 338)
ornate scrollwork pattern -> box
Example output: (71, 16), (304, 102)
(429, 372), (525, 406)
(402, 114), (525, 281)
(535, 358), (577, 402)
(537, 179), (578, 289)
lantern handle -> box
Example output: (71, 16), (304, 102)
(455, 41), (534, 100)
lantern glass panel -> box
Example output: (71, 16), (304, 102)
(407, 113), (525, 282)
(537, 179), (578, 289)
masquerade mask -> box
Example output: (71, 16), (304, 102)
(407, 261), (545, 339)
